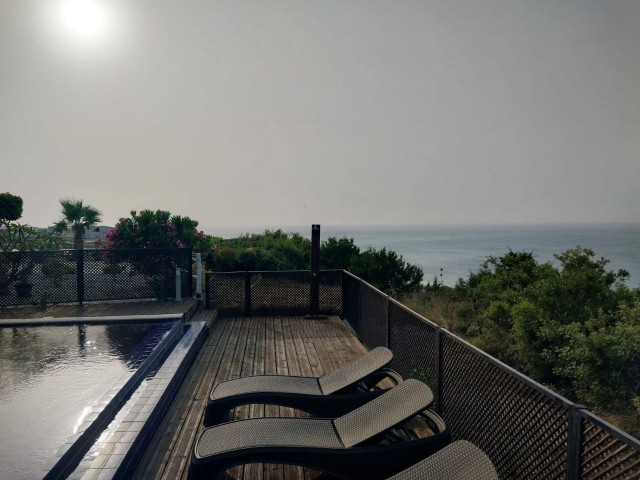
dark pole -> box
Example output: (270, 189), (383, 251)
(309, 224), (320, 316)
(77, 249), (84, 306)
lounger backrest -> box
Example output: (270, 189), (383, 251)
(318, 346), (393, 395)
(386, 440), (498, 480)
(333, 379), (433, 448)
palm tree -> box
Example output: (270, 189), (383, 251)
(54, 199), (102, 250)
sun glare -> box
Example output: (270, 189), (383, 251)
(61, 0), (108, 39)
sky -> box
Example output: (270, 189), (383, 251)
(1, 0), (639, 229)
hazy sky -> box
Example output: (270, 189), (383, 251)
(1, 0), (639, 228)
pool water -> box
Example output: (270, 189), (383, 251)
(0, 322), (175, 480)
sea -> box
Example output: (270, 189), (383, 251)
(205, 224), (640, 287)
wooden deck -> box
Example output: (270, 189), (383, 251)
(132, 314), (368, 480)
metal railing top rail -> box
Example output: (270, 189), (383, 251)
(209, 269), (342, 274)
(580, 409), (640, 450)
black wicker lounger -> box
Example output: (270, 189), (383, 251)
(190, 379), (450, 480)
(387, 440), (498, 480)
(204, 346), (400, 425)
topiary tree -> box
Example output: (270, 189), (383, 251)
(0, 192), (23, 221)
(53, 198), (102, 250)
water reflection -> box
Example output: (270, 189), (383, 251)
(0, 321), (174, 480)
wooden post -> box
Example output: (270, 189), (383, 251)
(306, 224), (327, 319)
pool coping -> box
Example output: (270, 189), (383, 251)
(0, 313), (184, 328)
(78, 320), (208, 480)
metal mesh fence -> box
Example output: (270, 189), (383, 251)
(251, 271), (310, 315)
(342, 271), (361, 332)
(0, 250), (78, 306)
(205, 272), (246, 315)
(318, 269), (342, 315)
(206, 270), (343, 316)
(0, 248), (191, 307)
(359, 282), (388, 349)
(440, 332), (569, 479)
(349, 275), (640, 479)
(580, 411), (640, 479)
(84, 248), (191, 302)
(388, 299), (438, 391)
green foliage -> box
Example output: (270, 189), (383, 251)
(210, 232), (423, 295)
(0, 195), (63, 294)
(350, 247), (423, 295)
(208, 230), (310, 271)
(53, 198), (102, 249)
(320, 237), (360, 269)
(414, 246), (640, 413)
(0, 192), (23, 221)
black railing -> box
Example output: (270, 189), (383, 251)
(0, 248), (192, 307)
(205, 270), (342, 316)
(205, 269), (640, 479)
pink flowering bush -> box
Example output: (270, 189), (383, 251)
(101, 210), (213, 298)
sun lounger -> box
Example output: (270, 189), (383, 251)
(190, 379), (449, 480)
(204, 346), (401, 425)
(387, 440), (498, 480)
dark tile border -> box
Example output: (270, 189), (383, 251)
(78, 321), (208, 480)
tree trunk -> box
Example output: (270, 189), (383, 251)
(74, 232), (84, 250)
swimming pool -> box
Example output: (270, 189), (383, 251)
(0, 319), (179, 480)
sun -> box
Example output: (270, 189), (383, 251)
(61, 0), (108, 39)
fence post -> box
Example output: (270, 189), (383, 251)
(195, 253), (202, 299)
(76, 250), (84, 306)
(205, 273), (210, 309)
(567, 404), (585, 480)
(175, 267), (182, 302)
(187, 248), (193, 297)
(244, 271), (252, 317)
(309, 224), (320, 316)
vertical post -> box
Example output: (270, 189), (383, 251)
(77, 249), (84, 306)
(187, 248), (193, 297)
(175, 267), (182, 301)
(205, 272), (210, 310)
(244, 271), (252, 317)
(195, 253), (202, 298)
(567, 405), (585, 480)
(309, 224), (320, 316)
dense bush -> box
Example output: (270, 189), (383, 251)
(0, 192), (23, 221)
(209, 231), (423, 295)
(405, 247), (640, 419)
(102, 210), (213, 299)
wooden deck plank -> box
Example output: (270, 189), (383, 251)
(159, 316), (238, 480)
(130, 315), (368, 480)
